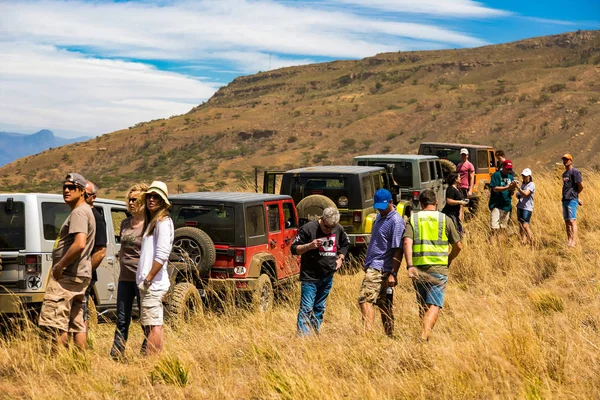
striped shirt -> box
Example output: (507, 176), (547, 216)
(364, 209), (405, 273)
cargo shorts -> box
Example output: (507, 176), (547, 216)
(38, 275), (91, 333)
(358, 267), (389, 306)
(139, 289), (168, 326)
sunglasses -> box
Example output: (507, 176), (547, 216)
(128, 198), (138, 203)
(146, 193), (162, 201)
(321, 220), (336, 230)
(63, 184), (79, 191)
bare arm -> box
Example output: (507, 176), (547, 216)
(387, 248), (404, 287)
(448, 241), (462, 267)
(90, 246), (106, 270)
(577, 182), (583, 194)
(468, 170), (475, 194)
(53, 232), (86, 279)
(295, 240), (322, 255)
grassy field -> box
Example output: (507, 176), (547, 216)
(1, 171), (599, 399)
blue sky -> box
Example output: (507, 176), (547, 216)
(0, 0), (598, 137)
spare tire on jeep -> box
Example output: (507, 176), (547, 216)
(296, 195), (337, 221)
(171, 227), (216, 278)
(440, 159), (456, 178)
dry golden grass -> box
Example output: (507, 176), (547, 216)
(1, 171), (599, 399)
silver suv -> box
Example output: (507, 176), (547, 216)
(0, 193), (127, 316)
(352, 154), (446, 212)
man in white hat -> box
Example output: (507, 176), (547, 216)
(456, 148), (475, 199)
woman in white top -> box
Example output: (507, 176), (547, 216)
(515, 168), (535, 245)
(137, 181), (174, 355)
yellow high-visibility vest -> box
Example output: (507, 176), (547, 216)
(411, 211), (449, 266)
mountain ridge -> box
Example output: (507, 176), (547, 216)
(1, 30), (598, 196)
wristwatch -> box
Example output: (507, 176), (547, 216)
(406, 265), (414, 270)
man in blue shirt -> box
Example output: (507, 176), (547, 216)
(358, 189), (405, 337)
(488, 159), (516, 241)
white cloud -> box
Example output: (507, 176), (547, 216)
(0, 0), (494, 136)
(327, 0), (510, 17)
(0, 43), (218, 136)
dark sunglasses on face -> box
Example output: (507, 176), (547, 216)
(321, 220), (335, 230)
(128, 198), (138, 203)
(147, 193), (161, 201)
(63, 184), (79, 191)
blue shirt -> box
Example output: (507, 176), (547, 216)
(364, 209), (405, 273)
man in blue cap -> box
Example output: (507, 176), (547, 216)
(358, 188), (405, 337)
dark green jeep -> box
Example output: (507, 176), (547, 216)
(264, 166), (407, 249)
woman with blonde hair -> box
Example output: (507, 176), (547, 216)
(136, 181), (174, 355)
(110, 183), (148, 359)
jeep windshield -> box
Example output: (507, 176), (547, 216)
(0, 201), (26, 251)
(171, 204), (235, 245)
(286, 176), (359, 208)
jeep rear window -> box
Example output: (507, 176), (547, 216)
(171, 205), (235, 245)
(421, 146), (461, 166)
(41, 202), (71, 240)
(0, 201), (26, 251)
(357, 161), (413, 188)
(292, 177), (353, 208)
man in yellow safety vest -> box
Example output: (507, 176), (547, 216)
(403, 189), (462, 341)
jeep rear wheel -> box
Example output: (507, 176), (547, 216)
(296, 195), (337, 221)
(166, 282), (203, 321)
(172, 227), (216, 278)
(251, 274), (274, 313)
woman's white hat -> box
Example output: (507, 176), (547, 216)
(146, 181), (171, 206)
(521, 168), (532, 176)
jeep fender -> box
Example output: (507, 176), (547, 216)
(247, 252), (276, 279)
(364, 213), (377, 234)
(396, 202), (411, 218)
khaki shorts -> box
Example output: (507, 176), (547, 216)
(358, 267), (388, 306)
(490, 208), (510, 229)
(38, 275), (91, 333)
(140, 289), (167, 326)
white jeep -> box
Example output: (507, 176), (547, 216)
(0, 193), (127, 321)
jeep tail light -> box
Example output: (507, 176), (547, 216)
(25, 254), (42, 274)
(356, 236), (365, 244)
(353, 211), (362, 223)
(412, 190), (420, 202)
(234, 249), (245, 265)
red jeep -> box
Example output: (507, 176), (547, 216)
(166, 192), (299, 317)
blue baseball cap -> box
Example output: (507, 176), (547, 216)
(373, 189), (392, 210)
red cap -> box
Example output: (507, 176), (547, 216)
(502, 160), (513, 170)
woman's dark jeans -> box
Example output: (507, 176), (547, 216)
(110, 281), (142, 357)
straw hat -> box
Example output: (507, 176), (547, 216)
(146, 181), (171, 206)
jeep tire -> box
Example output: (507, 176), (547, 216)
(166, 282), (203, 321)
(296, 195), (337, 221)
(172, 227), (216, 278)
(440, 159), (456, 178)
(251, 273), (274, 313)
